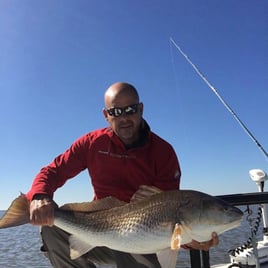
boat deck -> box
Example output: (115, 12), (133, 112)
(212, 263), (268, 268)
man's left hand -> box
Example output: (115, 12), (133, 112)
(182, 232), (219, 251)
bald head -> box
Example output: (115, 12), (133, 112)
(103, 82), (143, 145)
(104, 82), (139, 107)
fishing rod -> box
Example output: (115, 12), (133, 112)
(170, 37), (268, 161)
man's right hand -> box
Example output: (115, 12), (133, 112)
(29, 195), (56, 226)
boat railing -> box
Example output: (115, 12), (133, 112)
(189, 191), (268, 268)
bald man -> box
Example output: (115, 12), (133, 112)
(27, 82), (218, 267)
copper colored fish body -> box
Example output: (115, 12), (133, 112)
(0, 187), (243, 267)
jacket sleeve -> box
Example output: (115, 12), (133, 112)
(26, 135), (89, 201)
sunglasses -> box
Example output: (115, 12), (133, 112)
(106, 103), (140, 117)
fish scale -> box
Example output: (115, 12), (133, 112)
(54, 193), (178, 253)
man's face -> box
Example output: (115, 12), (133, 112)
(103, 92), (143, 145)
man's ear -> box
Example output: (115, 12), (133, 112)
(102, 108), (109, 121)
(139, 102), (144, 115)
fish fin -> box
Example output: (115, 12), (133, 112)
(60, 196), (126, 212)
(131, 254), (155, 268)
(81, 247), (116, 265)
(130, 185), (162, 202)
(69, 235), (94, 260)
(0, 193), (30, 228)
(157, 248), (178, 268)
(171, 223), (182, 250)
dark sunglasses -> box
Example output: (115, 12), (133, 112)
(106, 103), (140, 117)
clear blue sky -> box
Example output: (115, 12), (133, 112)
(0, 0), (267, 209)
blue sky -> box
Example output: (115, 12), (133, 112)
(0, 0), (267, 209)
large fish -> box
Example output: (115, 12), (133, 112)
(0, 186), (243, 268)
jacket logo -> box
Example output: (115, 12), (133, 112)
(98, 150), (136, 159)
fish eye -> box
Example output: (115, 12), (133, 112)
(223, 205), (232, 213)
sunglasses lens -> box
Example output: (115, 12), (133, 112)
(107, 108), (122, 117)
(106, 104), (139, 117)
(113, 108), (123, 117)
(125, 104), (138, 115)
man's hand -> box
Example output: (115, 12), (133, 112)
(182, 232), (219, 251)
(29, 195), (56, 226)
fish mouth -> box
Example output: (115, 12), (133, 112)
(222, 218), (243, 233)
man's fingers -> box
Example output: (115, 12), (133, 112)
(183, 232), (219, 251)
(30, 199), (55, 226)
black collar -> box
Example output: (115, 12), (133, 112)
(125, 120), (150, 149)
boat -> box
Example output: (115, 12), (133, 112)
(209, 169), (268, 268)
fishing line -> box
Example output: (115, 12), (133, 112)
(170, 37), (268, 161)
(169, 37), (190, 144)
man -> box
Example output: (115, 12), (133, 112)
(26, 82), (218, 267)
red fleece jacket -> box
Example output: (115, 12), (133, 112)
(26, 125), (181, 202)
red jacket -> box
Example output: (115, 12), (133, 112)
(26, 122), (181, 202)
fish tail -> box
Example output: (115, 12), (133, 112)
(0, 193), (30, 228)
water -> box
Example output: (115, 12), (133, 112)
(0, 206), (265, 267)
(0, 221), (51, 267)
